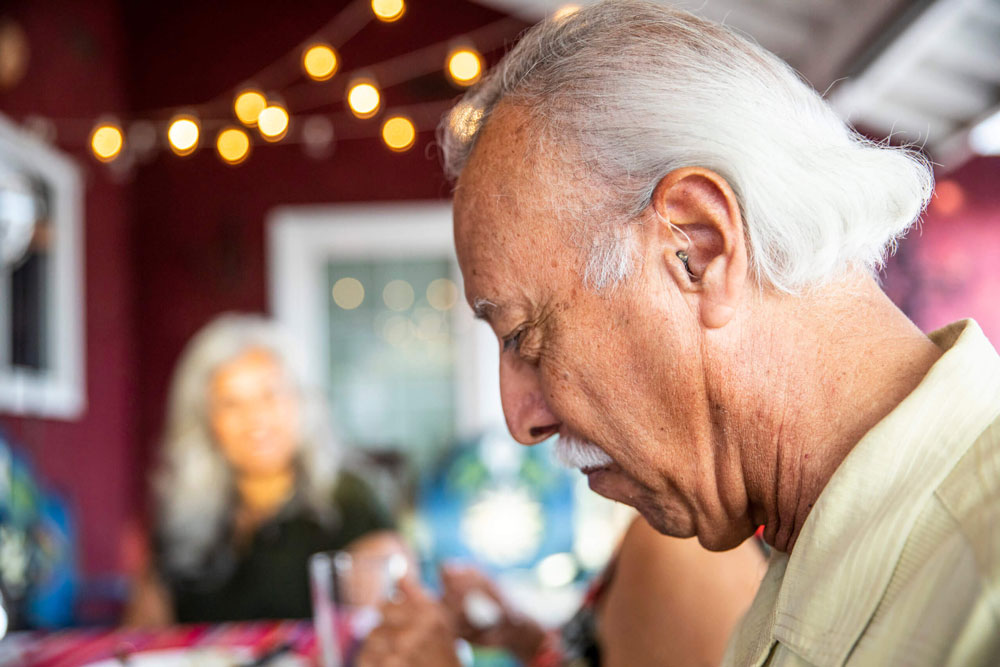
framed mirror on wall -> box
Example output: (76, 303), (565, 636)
(0, 113), (85, 419)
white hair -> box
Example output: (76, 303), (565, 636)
(439, 0), (933, 292)
(153, 313), (341, 578)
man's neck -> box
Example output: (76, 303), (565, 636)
(736, 276), (943, 553)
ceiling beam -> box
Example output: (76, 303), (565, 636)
(796, 0), (917, 91)
(829, 0), (975, 118)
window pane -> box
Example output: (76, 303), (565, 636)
(326, 258), (456, 463)
(10, 250), (48, 370)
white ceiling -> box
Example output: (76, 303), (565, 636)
(828, 0), (1000, 168)
(472, 0), (1000, 168)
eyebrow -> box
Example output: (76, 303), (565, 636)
(472, 297), (498, 322)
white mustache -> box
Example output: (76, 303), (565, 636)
(554, 434), (614, 471)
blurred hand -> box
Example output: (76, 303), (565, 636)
(343, 531), (418, 607)
(356, 578), (461, 667)
(439, 563), (547, 662)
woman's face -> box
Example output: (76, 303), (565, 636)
(208, 348), (301, 478)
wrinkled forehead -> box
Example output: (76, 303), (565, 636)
(452, 178), (523, 308)
(452, 104), (582, 286)
(453, 108), (538, 282)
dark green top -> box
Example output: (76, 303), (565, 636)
(158, 471), (394, 623)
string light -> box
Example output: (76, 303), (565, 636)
(167, 115), (200, 156)
(258, 104), (290, 141)
(372, 0), (405, 22)
(234, 89), (267, 126)
(348, 81), (381, 119)
(302, 115), (335, 158)
(302, 43), (339, 81)
(447, 48), (483, 87)
(73, 12), (524, 166)
(381, 115), (416, 152)
(128, 120), (157, 160)
(216, 127), (251, 165)
(90, 123), (124, 162)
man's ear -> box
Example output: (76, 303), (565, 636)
(650, 167), (748, 329)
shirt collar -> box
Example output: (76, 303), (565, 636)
(768, 320), (1000, 665)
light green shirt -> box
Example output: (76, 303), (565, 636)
(724, 319), (1000, 667)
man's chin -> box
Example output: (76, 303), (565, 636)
(584, 465), (635, 506)
(585, 469), (700, 540)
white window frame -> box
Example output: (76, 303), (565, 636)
(0, 113), (85, 419)
(267, 201), (504, 442)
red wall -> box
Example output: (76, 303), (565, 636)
(884, 156), (1000, 344)
(0, 0), (137, 578)
(0, 0), (523, 584)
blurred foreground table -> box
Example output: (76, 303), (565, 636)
(1, 621), (317, 667)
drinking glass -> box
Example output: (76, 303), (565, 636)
(310, 549), (408, 667)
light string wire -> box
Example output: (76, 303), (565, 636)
(31, 2), (523, 154)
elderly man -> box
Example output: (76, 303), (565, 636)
(360, 1), (1000, 665)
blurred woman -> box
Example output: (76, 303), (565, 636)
(125, 313), (400, 625)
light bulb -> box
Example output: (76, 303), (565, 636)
(348, 82), (381, 119)
(381, 115), (416, 152)
(447, 49), (482, 86)
(167, 116), (200, 156)
(303, 43), (338, 81)
(90, 123), (124, 162)
(258, 105), (289, 141)
(372, 0), (405, 22)
(216, 127), (250, 164)
(234, 89), (267, 126)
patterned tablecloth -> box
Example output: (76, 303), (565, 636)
(2, 621), (318, 667)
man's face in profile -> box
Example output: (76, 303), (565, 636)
(452, 105), (746, 550)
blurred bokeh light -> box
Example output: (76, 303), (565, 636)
(332, 277), (366, 310)
(234, 89), (267, 127)
(381, 116), (416, 152)
(383, 279), (415, 311)
(348, 82), (381, 119)
(426, 278), (458, 311)
(90, 123), (124, 162)
(167, 116), (199, 156)
(302, 43), (338, 81)
(215, 127), (250, 165)
(447, 48), (482, 86)
(372, 0), (405, 23)
(257, 105), (289, 141)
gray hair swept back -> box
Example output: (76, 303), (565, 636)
(153, 313), (341, 577)
(439, 0), (933, 292)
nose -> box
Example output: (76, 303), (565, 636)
(498, 353), (561, 445)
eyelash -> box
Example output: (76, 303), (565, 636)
(503, 328), (526, 354)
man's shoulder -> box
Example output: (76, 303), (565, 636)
(935, 414), (1000, 590)
(937, 413), (1000, 516)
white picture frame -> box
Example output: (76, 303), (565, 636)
(0, 113), (85, 419)
(267, 201), (504, 443)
